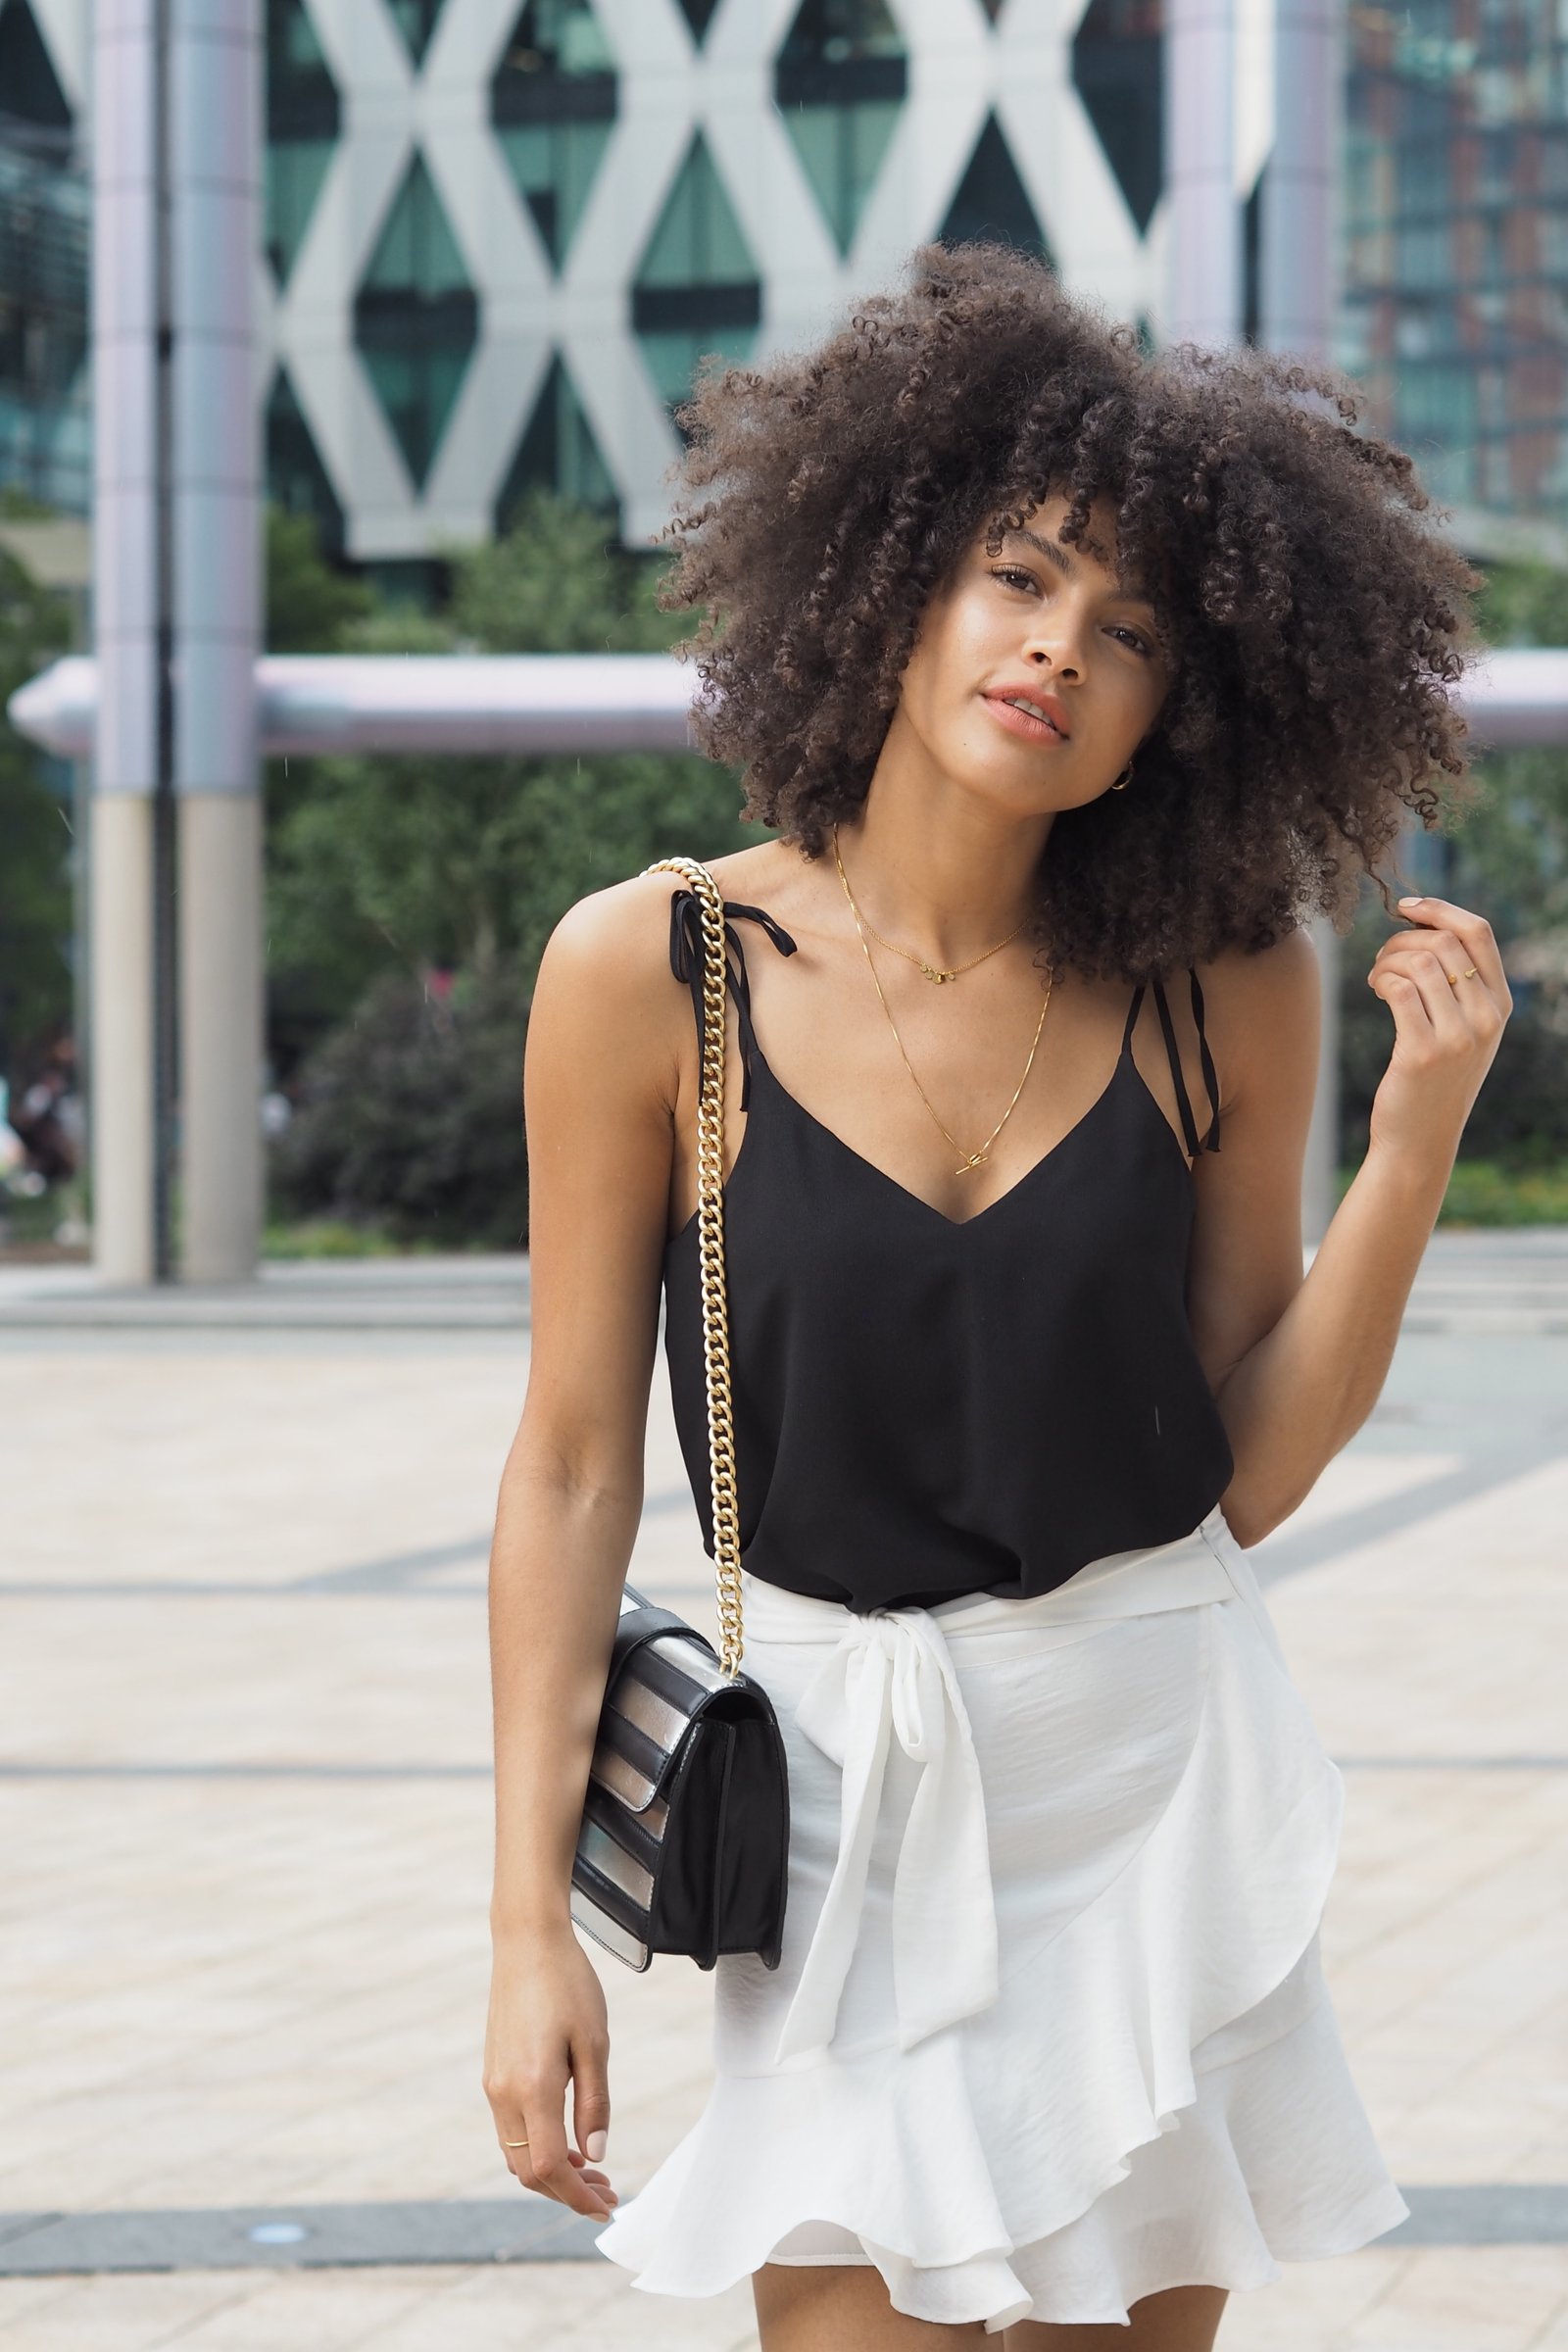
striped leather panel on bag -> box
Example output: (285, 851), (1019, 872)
(571, 1592), (728, 1966)
(589, 1595), (730, 1811)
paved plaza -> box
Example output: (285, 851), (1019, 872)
(0, 1233), (1565, 2350)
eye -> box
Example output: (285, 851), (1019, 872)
(1107, 623), (1155, 658)
(990, 565), (1040, 596)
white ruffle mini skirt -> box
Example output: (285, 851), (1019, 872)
(595, 1506), (1409, 2331)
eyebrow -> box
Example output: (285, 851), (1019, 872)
(1005, 524), (1155, 606)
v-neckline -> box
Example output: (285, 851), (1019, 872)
(758, 1047), (1186, 1231)
(666, 1047), (1189, 1252)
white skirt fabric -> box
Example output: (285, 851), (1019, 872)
(594, 1506), (1409, 2332)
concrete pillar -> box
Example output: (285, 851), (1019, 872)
(171, 2), (264, 1283)
(90, 0), (163, 1285)
(87, 796), (157, 1280)
(1165, 0), (1241, 343)
(1262, 0), (1340, 354)
(1262, 0), (1344, 1247)
(178, 797), (264, 1276)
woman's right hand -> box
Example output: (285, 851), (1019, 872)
(483, 1923), (618, 2219)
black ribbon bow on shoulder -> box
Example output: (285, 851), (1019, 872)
(666, 888), (798, 1112)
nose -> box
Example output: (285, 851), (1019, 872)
(1023, 612), (1085, 684)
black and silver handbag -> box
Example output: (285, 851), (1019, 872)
(568, 856), (790, 1976)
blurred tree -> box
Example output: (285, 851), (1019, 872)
(266, 490), (750, 1062)
(266, 503), (374, 654)
(1474, 558), (1568, 653)
(267, 491), (754, 1243)
(1339, 556), (1568, 1169)
(270, 957), (532, 1249)
(264, 502), (383, 1081)
(0, 514), (73, 1091)
(1447, 560), (1568, 946)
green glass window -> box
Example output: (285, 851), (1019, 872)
(266, 367), (345, 559)
(496, 354), (618, 531)
(675, 0), (720, 41)
(0, 4), (87, 516)
(939, 115), (1052, 263)
(491, 1), (616, 271)
(0, 0), (72, 132)
(265, 0), (340, 284)
(352, 153), (478, 488)
(774, 0), (906, 256)
(1071, 0), (1161, 234)
(386, 0), (444, 64)
(632, 134), (761, 409)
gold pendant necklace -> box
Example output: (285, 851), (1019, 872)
(832, 823), (1054, 1175)
(831, 824), (1027, 982)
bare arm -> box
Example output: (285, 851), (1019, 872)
(482, 873), (685, 2218)
(1187, 898), (1510, 1548)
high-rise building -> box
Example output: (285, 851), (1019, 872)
(1341, 0), (1568, 529)
(7, 0), (1568, 565)
(0, 0), (87, 516)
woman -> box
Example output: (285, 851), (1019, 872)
(483, 246), (1506, 2347)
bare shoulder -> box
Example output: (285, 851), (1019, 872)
(538, 844), (787, 990)
(528, 870), (694, 1123)
(530, 845), (790, 1106)
(1195, 921), (1322, 1114)
(1198, 923), (1321, 1046)
(536, 867), (684, 998)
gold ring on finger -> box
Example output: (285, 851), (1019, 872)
(504, 2137), (529, 2148)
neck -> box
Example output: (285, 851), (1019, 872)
(835, 718), (1054, 969)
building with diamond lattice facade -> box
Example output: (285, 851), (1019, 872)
(5, 0), (1568, 574)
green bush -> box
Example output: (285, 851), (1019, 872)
(1437, 1158), (1568, 1225)
(270, 959), (529, 1248)
(262, 1218), (406, 1259)
(1337, 1153), (1568, 1224)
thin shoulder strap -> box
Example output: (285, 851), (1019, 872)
(1122, 975), (1222, 1156)
(666, 886), (798, 1111)
(1189, 968), (1221, 1153)
(1150, 975), (1203, 1160)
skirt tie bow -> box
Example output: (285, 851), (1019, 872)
(773, 1603), (999, 2064)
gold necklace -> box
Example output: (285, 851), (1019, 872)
(831, 824), (1027, 982)
(832, 825), (1054, 1176)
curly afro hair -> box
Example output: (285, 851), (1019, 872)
(659, 242), (1481, 982)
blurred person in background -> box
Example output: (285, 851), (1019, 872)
(5, 1033), (79, 1190)
(484, 245), (1507, 2350)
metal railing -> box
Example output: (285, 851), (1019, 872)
(13, 645), (1568, 763)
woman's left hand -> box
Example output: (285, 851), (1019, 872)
(1364, 895), (1513, 1167)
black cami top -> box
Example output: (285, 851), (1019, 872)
(661, 886), (1235, 1616)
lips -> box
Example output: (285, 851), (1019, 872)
(982, 687), (1072, 743)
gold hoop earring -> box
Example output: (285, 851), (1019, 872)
(1109, 757), (1135, 793)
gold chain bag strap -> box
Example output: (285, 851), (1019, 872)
(565, 858), (790, 1974)
(643, 854), (746, 1673)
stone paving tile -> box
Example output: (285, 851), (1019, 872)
(1222, 2249), (1568, 2350)
(1, 1295), (1565, 2349)
(5, 2254), (1564, 2352)
(1529, 2289), (1568, 2351)
(1335, 2246), (1568, 2350)
(0, 1351), (518, 1590)
(0, 2281), (79, 2334)
(0, 2266), (762, 2352)
(1217, 2250), (1413, 2348)
(0, 2272), (260, 2349)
